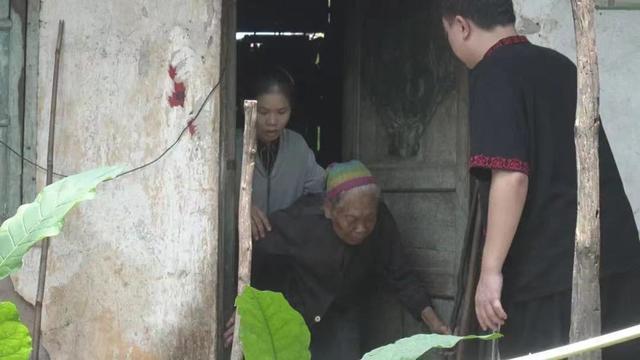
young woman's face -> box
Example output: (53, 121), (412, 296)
(256, 91), (291, 144)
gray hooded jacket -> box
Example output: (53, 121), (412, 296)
(236, 129), (326, 214)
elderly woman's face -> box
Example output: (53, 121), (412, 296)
(325, 191), (378, 246)
(256, 90), (291, 144)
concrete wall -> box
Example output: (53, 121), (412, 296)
(514, 0), (640, 225)
(12, 0), (223, 358)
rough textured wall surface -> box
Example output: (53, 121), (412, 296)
(514, 0), (640, 226)
(12, 0), (222, 358)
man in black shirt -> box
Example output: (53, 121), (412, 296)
(252, 160), (450, 359)
(441, 0), (640, 357)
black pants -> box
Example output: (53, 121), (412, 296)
(309, 306), (361, 360)
(500, 267), (640, 359)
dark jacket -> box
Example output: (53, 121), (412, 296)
(252, 194), (432, 325)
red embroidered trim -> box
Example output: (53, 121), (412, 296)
(483, 35), (529, 59)
(470, 155), (530, 174)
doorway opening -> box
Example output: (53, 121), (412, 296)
(219, 0), (470, 358)
(217, 1), (348, 358)
(235, 0), (345, 167)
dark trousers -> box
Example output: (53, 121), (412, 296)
(309, 306), (361, 360)
(500, 267), (640, 359)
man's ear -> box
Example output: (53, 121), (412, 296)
(323, 199), (333, 219)
(455, 15), (472, 40)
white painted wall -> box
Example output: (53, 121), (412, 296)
(515, 0), (640, 226)
(12, 0), (223, 358)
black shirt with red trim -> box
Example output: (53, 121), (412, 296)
(469, 36), (640, 302)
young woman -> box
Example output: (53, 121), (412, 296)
(237, 68), (326, 240)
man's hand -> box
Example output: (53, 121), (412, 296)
(223, 314), (235, 348)
(475, 270), (507, 331)
(421, 306), (451, 335)
(251, 206), (271, 240)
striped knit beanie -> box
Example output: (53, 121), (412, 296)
(326, 160), (376, 200)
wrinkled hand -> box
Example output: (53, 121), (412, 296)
(251, 206), (271, 240)
(223, 313), (235, 348)
(421, 306), (451, 335)
(475, 270), (507, 331)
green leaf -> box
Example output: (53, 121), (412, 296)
(0, 302), (32, 360)
(236, 286), (311, 360)
(0, 166), (124, 279)
(362, 332), (502, 360)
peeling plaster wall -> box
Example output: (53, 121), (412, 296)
(12, 0), (223, 358)
(514, 1), (640, 226)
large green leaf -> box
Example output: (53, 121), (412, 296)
(0, 166), (124, 279)
(236, 286), (311, 360)
(362, 332), (502, 360)
(0, 302), (32, 360)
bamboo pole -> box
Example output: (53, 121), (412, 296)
(32, 20), (64, 360)
(568, 1), (601, 359)
(509, 324), (640, 360)
(229, 100), (258, 360)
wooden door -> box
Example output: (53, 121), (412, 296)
(342, 0), (470, 354)
(0, 0), (27, 223)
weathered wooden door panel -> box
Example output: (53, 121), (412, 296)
(385, 192), (459, 297)
(0, 0), (26, 223)
(343, 0), (469, 353)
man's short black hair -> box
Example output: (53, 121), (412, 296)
(440, 0), (516, 30)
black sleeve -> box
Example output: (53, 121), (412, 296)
(375, 203), (432, 320)
(251, 211), (296, 291)
(253, 212), (294, 256)
(468, 66), (530, 180)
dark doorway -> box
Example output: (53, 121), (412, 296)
(235, 0), (345, 167)
(217, 1), (347, 358)
(219, 1), (469, 359)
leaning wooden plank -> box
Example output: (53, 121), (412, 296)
(230, 100), (258, 360)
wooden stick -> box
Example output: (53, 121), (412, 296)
(229, 100), (258, 360)
(508, 324), (640, 360)
(569, 1), (601, 359)
(455, 187), (482, 360)
(32, 20), (64, 360)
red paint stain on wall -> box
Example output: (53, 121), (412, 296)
(187, 118), (197, 136)
(168, 65), (186, 107)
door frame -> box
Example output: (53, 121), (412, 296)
(1, 0), (35, 222)
(216, 0), (238, 357)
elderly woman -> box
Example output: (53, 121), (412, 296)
(251, 160), (449, 360)
(237, 68), (326, 240)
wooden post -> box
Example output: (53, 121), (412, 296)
(229, 100), (258, 360)
(569, 1), (601, 359)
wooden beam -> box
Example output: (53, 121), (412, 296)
(216, 0), (238, 357)
(229, 100), (258, 360)
(569, 0), (602, 359)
